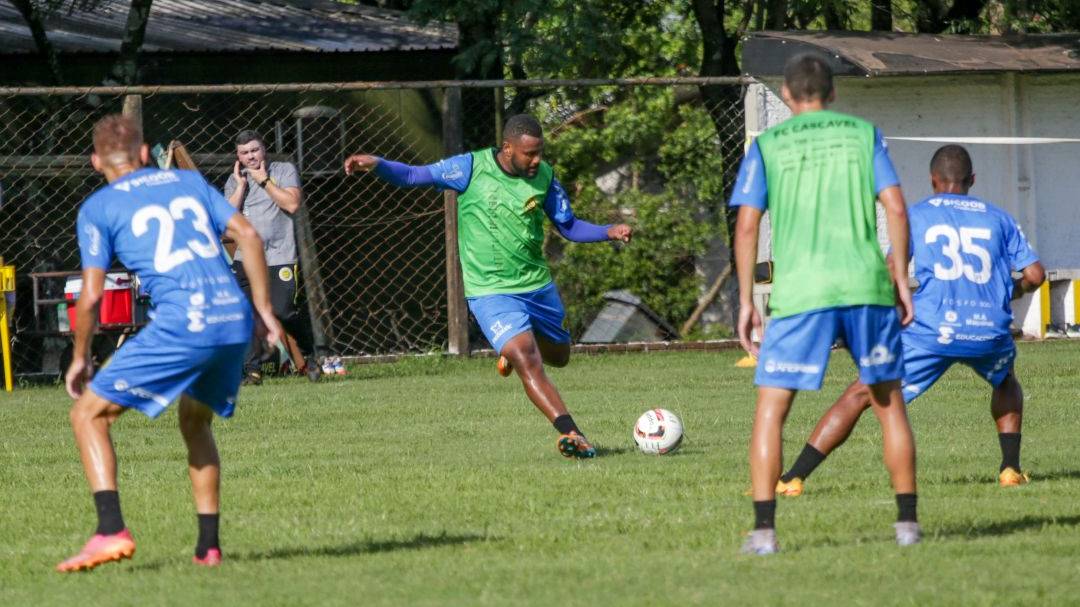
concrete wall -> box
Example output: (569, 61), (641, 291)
(745, 73), (1080, 270)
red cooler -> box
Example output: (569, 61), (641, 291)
(64, 272), (134, 331)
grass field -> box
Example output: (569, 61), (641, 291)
(3, 341), (1080, 605)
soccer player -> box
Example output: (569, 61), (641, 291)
(343, 114), (632, 458)
(731, 54), (918, 555)
(778, 144), (1045, 494)
(57, 115), (282, 572)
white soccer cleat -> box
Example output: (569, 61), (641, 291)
(740, 529), (779, 556)
(894, 521), (922, 547)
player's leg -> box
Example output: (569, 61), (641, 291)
(843, 305), (918, 545)
(781, 344), (948, 493)
(498, 283), (572, 373)
(178, 395), (223, 565)
(57, 388), (138, 572)
(779, 380), (872, 495)
(181, 342), (247, 565)
(742, 309), (836, 555)
(500, 331), (593, 458)
(971, 347), (1025, 485)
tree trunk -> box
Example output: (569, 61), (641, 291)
(871, 0), (893, 31)
(10, 0), (64, 85)
(109, 0), (154, 85)
(764, 0), (787, 29)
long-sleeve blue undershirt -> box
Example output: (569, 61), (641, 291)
(373, 152), (611, 243)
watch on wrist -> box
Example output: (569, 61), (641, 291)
(258, 177), (270, 188)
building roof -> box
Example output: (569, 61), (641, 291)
(0, 0), (457, 55)
(743, 31), (1080, 77)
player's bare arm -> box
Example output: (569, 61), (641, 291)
(879, 185), (914, 326)
(734, 205), (764, 356)
(343, 154), (379, 175)
(65, 267), (106, 399)
(1013, 261), (1046, 299)
(607, 224), (633, 242)
(226, 213), (283, 347)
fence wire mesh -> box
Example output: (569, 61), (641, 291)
(0, 79), (746, 375)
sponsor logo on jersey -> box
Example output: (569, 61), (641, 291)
(278, 266), (294, 282)
(113, 171), (180, 192)
(524, 196), (540, 213)
(927, 197), (986, 212)
(944, 310), (958, 323)
(440, 161), (464, 182)
(83, 224), (102, 256)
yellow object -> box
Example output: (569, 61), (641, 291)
(999, 467), (1030, 487)
(775, 477), (804, 497)
(0, 264), (13, 392)
(735, 354), (758, 368)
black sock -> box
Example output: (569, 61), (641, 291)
(999, 433), (1021, 472)
(552, 414), (581, 436)
(781, 444), (826, 483)
(195, 513), (220, 558)
(896, 493), (917, 523)
(93, 490), (125, 535)
(753, 500), (777, 530)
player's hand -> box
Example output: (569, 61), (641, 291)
(247, 160), (269, 186)
(343, 154), (378, 175)
(737, 303), (762, 357)
(260, 309), (284, 349)
(895, 279), (915, 326)
(607, 224), (633, 243)
(65, 356), (93, 400)
(233, 161), (247, 188)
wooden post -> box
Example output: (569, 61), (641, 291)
(494, 87), (504, 145)
(122, 94), (142, 129)
(442, 87), (469, 356)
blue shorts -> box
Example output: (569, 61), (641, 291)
(756, 305), (903, 391)
(90, 332), (248, 419)
(900, 342), (1016, 404)
(467, 282), (571, 354)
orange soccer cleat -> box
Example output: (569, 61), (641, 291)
(999, 467), (1030, 487)
(56, 529), (136, 573)
(496, 356), (513, 377)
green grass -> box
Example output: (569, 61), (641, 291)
(3, 342), (1080, 605)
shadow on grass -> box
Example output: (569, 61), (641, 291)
(128, 532), (489, 572)
(595, 446), (635, 457)
(936, 514), (1080, 539)
(933, 468), (1080, 486)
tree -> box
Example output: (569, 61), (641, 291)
(12, 0), (155, 86)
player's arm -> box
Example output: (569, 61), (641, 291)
(226, 213), (282, 347)
(67, 207), (113, 398)
(343, 153), (472, 193)
(730, 140), (767, 356)
(1012, 262), (1046, 299)
(544, 178), (631, 243)
(873, 129), (914, 325)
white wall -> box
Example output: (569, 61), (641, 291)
(746, 73), (1080, 270)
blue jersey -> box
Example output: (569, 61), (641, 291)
(77, 168), (252, 346)
(905, 194), (1039, 356)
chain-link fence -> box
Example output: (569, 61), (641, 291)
(0, 78), (747, 376)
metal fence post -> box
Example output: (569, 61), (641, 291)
(442, 87), (469, 356)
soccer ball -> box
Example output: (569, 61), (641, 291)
(633, 408), (684, 455)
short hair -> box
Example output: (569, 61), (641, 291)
(930, 144), (973, 183)
(783, 53), (834, 102)
(92, 114), (142, 163)
(235, 129), (265, 148)
(502, 114), (543, 143)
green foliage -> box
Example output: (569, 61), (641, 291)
(540, 89), (729, 334)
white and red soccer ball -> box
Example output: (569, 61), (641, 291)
(633, 408), (684, 455)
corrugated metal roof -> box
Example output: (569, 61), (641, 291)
(0, 0), (457, 54)
(743, 31), (1080, 77)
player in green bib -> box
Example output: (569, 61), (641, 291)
(729, 54), (919, 554)
(345, 114), (632, 458)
